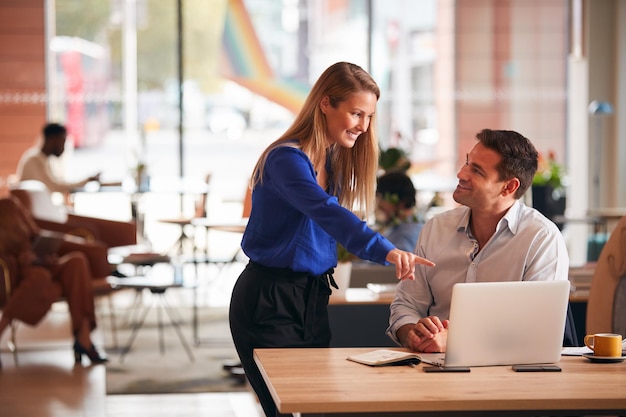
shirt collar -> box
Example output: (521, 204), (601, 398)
(456, 200), (522, 235)
(500, 200), (522, 234)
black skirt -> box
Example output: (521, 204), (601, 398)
(228, 261), (335, 417)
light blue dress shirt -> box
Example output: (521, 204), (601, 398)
(387, 200), (569, 344)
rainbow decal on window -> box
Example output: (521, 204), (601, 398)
(220, 0), (309, 113)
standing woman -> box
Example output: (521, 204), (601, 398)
(229, 62), (434, 417)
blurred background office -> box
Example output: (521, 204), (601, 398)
(1, 0), (625, 266)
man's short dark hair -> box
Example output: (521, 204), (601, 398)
(476, 129), (538, 199)
(43, 123), (67, 140)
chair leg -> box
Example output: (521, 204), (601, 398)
(159, 293), (194, 362)
(107, 294), (119, 350)
(119, 291), (154, 364)
(8, 320), (18, 367)
(95, 291), (120, 351)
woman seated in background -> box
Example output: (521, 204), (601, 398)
(375, 171), (424, 252)
(0, 196), (107, 365)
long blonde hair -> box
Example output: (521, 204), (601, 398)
(250, 62), (380, 218)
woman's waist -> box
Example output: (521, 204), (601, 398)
(245, 246), (336, 275)
(242, 237), (336, 275)
(247, 260), (335, 280)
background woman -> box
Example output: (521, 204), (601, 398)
(0, 197), (107, 365)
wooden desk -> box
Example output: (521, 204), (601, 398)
(254, 347), (626, 416)
(552, 214), (607, 234)
(586, 208), (626, 237)
(329, 287), (395, 305)
(587, 207), (626, 221)
(336, 277), (590, 305)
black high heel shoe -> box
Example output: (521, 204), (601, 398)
(73, 341), (108, 365)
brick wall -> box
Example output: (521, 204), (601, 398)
(0, 0), (46, 197)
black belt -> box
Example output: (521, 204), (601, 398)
(248, 261), (338, 288)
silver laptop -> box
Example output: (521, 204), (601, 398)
(418, 280), (571, 367)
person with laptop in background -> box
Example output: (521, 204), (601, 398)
(387, 128), (570, 353)
(374, 171), (424, 252)
(16, 122), (101, 196)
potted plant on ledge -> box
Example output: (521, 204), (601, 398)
(532, 151), (566, 229)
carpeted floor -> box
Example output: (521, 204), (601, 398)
(104, 292), (246, 395)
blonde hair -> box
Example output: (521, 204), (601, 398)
(250, 62), (380, 218)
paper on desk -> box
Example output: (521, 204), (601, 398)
(561, 346), (593, 356)
(366, 283), (397, 294)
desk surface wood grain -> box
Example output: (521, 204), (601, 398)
(254, 347), (626, 415)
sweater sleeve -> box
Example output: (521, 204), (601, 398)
(265, 147), (394, 264)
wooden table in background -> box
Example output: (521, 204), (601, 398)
(254, 347), (626, 416)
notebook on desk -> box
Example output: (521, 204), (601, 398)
(418, 280), (571, 367)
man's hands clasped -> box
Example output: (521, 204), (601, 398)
(403, 316), (449, 353)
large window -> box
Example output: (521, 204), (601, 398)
(49, 0), (568, 207)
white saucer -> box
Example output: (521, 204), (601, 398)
(582, 353), (625, 363)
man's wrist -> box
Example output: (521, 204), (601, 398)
(396, 324), (412, 348)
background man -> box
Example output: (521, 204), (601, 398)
(16, 122), (100, 194)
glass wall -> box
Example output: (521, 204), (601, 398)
(48, 0), (568, 211)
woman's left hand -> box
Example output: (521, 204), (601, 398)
(385, 248), (435, 281)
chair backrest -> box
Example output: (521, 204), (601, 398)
(0, 257), (18, 308)
(586, 215), (626, 337)
(10, 181), (68, 223)
(193, 173), (212, 218)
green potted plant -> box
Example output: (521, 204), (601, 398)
(532, 151), (566, 228)
(379, 147), (411, 173)
(337, 243), (356, 263)
(533, 151), (565, 191)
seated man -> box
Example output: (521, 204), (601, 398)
(0, 196), (107, 364)
(16, 122), (101, 196)
(375, 171), (423, 252)
(387, 129), (570, 353)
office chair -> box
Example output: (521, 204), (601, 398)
(586, 215), (626, 337)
